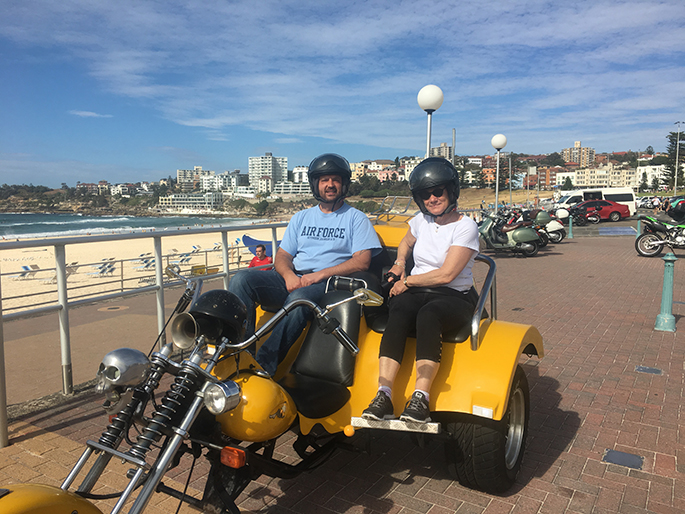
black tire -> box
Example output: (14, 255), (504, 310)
(521, 241), (539, 257)
(635, 233), (664, 257)
(609, 211), (621, 222)
(548, 229), (565, 243)
(588, 214), (600, 224)
(575, 215), (588, 226)
(537, 231), (548, 247)
(444, 366), (530, 494)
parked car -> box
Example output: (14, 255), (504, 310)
(637, 196), (654, 209)
(576, 199), (630, 222)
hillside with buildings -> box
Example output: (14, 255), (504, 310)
(2, 136), (682, 215)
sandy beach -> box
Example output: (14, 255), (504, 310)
(0, 225), (287, 312)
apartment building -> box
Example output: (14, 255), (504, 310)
(430, 142), (453, 161)
(562, 141), (595, 168)
(248, 153), (288, 191)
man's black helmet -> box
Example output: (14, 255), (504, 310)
(189, 290), (247, 343)
(307, 153), (352, 202)
(409, 157), (460, 216)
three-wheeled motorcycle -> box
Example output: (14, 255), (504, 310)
(0, 200), (544, 513)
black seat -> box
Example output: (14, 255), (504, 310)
(278, 289), (361, 419)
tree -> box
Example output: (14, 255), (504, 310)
(639, 172), (649, 192)
(646, 145), (654, 155)
(541, 152), (565, 167)
(474, 169), (486, 189)
(394, 157), (400, 169)
(651, 175), (661, 191)
(562, 177), (573, 190)
(664, 131), (685, 190)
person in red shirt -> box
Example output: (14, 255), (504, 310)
(248, 244), (273, 269)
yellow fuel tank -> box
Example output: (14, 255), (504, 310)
(216, 373), (297, 442)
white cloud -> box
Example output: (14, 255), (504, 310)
(2, 0), (685, 158)
(68, 110), (113, 118)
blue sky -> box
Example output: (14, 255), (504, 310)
(1, 0), (684, 188)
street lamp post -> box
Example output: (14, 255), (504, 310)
(491, 134), (507, 211)
(417, 85), (444, 158)
(675, 121), (682, 196)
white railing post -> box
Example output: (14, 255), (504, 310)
(221, 232), (230, 290)
(0, 263), (9, 447)
(55, 245), (74, 395)
(153, 237), (166, 349)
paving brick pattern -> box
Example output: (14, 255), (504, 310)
(2, 234), (684, 513)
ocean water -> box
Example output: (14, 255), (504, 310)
(0, 212), (256, 240)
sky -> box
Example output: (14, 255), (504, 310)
(1, 0), (684, 189)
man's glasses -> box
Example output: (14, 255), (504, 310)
(418, 187), (445, 200)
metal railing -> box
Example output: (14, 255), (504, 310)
(0, 221), (286, 447)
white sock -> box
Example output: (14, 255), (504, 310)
(416, 389), (430, 402)
(379, 386), (392, 399)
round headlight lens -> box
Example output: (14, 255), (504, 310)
(204, 381), (241, 415)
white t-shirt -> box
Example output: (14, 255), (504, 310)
(408, 213), (480, 292)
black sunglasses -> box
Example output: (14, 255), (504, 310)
(418, 187), (445, 201)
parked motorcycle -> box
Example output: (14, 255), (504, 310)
(635, 213), (685, 257)
(586, 209), (601, 224)
(1, 210), (545, 513)
(479, 210), (542, 257)
(523, 209), (566, 244)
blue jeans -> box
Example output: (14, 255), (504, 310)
(228, 269), (328, 375)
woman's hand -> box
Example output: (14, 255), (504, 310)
(389, 274), (408, 297)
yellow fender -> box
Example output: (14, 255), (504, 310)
(0, 483), (104, 514)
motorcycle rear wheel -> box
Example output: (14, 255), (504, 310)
(635, 233), (664, 257)
(521, 241), (539, 257)
(587, 214), (600, 224)
(444, 366), (529, 494)
(548, 229), (565, 243)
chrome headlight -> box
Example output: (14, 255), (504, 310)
(204, 381), (241, 415)
(95, 348), (151, 394)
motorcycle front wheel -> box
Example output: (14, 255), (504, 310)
(575, 215), (588, 226)
(635, 233), (664, 257)
(537, 231), (549, 247)
(444, 366), (529, 494)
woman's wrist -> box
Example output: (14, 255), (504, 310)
(394, 260), (406, 269)
(403, 275), (409, 287)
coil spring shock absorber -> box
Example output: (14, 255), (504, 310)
(97, 364), (166, 449)
(127, 367), (200, 461)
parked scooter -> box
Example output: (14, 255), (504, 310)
(479, 210), (542, 256)
(635, 213), (685, 257)
(522, 209), (566, 244)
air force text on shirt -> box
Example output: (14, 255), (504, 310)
(300, 226), (347, 240)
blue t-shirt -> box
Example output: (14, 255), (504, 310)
(280, 203), (382, 273)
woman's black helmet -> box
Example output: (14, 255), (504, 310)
(188, 290), (247, 343)
(409, 157), (460, 216)
(307, 153), (352, 202)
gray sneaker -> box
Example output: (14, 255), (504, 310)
(362, 391), (394, 420)
(400, 391), (431, 423)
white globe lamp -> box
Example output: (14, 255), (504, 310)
(417, 85), (444, 158)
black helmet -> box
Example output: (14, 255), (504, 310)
(409, 157), (460, 216)
(189, 290), (247, 343)
(307, 153), (352, 202)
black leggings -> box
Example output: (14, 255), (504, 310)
(379, 288), (477, 363)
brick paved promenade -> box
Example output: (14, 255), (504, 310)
(1, 230), (684, 513)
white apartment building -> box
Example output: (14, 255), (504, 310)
(293, 166), (308, 183)
(248, 153), (288, 191)
(177, 166), (214, 184)
(467, 157), (483, 167)
(400, 156), (423, 176)
(158, 191), (224, 210)
(636, 164), (666, 187)
(572, 163), (637, 189)
(273, 181), (311, 196)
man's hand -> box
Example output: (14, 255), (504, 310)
(284, 273), (303, 293)
(300, 271), (325, 288)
